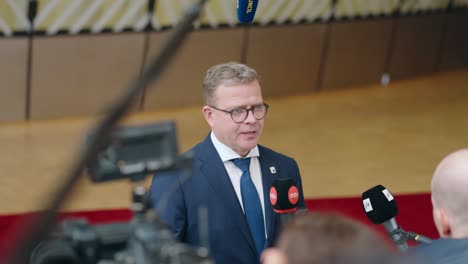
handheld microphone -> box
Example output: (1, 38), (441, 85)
(362, 185), (433, 252)
(237, 0), (259, 23)
(361, 185), (409, 252)
(270, 178), (299, 226)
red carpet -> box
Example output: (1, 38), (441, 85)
(0, 193), (437, 262)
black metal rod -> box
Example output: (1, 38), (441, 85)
(25, 0), (38, 120)
(6, 1), (207, 263)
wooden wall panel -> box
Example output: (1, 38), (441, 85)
(321, 19), (393, 90)
(143, 28), (244, 110)
(246, 24), (326, 98)
(30, 33), (145, 120)
(1, 12), (464, 123)
(388, 14), (445, 81)
(0, 38), (27, 122)
(438, 11), (468, 71)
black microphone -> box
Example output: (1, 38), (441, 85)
(362, 185), (409, 252)
(270, 178), (299, 226)
(237, 0), (259, 23)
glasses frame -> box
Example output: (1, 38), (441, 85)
(209, 103), (270, 123)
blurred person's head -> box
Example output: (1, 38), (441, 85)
(262, 212), (397, 264)
(431, 148), (468, 238)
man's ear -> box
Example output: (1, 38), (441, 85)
(434, 207), (451, 238)
(202, 106), (214, 127)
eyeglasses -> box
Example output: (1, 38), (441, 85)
(209, 103), (269, 123)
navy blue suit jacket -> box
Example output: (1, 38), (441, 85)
(150, 135), (306, 264)
(410, 238), (468, 264)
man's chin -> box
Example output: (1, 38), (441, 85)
(240, 142), (258, 153)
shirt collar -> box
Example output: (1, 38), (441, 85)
(210, 131), (259, 162)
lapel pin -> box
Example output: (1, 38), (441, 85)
(269, 166), (276, 174)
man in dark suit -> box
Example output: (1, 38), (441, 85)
(150, 62), (305, 263)
(411, 149), (468, 264)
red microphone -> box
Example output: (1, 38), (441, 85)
(270, 178), (300, 226)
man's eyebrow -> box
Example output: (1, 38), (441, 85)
(232, 103), (264, 110)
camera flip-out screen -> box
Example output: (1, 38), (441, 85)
(86, 120), (180, 182)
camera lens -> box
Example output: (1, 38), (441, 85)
(30, 240), (80, 264)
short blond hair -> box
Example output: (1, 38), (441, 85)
(202, 62), (260, 105)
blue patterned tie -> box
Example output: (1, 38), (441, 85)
(232, 158), (266, 256)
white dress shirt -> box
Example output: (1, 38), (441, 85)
(210, 132), (267, 236)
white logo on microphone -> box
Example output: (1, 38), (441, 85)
(382, 189), (394, 202)
(363, 198), (373, 212)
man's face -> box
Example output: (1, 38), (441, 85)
(203, 80), (264, 156)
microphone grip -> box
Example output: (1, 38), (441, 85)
(296, 206), (308, 215)
(277, 207), (307, 228)
(383, 220), (409, 253)
(394, 240), (409, 253)
(408, 231), (433, 244)
(278, 213), (295, 228)
(388, 230), (409, 253)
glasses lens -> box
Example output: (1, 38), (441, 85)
(253, 104), (267, 120)
(230, 104), (268, 123)
(231, 109), (247, 123)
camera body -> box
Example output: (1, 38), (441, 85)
(30, 219), (128, 264)
(30, 121), (213, 264)
(30, 215), (212, 264)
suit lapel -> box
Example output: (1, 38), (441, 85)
(197, 136), (257, 253)
(258, 147), (278, 246)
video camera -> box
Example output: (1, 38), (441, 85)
(29, 121), (213, 264)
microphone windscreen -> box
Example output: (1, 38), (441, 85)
(237, 0), (259, 23)
(362, 184), (398, 224)
(270, 178), (299, 213)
